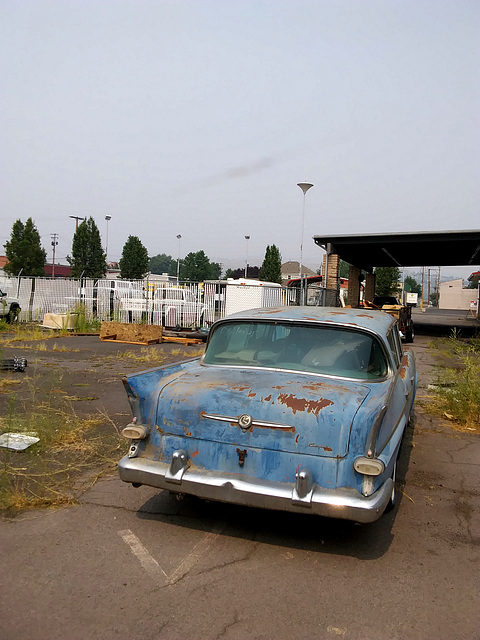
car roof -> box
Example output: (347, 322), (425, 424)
(219, 306), (396, 335)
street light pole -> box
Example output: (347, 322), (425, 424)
(176, 234), (182, 285)
(244, 235), (250, 278)
(105, 215), (112, 262)
(297, 182), (314, 304)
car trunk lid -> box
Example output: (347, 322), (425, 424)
(155, 366), (370, 458)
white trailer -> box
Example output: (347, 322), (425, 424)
(224, 279), (283, 316)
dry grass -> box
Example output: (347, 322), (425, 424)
(0, 379), (23, 393)
(116, 345), (203, 365)
(0, 327), (56, 343)
(52, 343), (81, 352)
(0, 376), (125, 513)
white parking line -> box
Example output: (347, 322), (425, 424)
(167, 523), (224, 585)
(118, 523), (225, 586)
(118, 529), (168, 583)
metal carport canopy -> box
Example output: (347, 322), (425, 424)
(313, 230), (480, 272)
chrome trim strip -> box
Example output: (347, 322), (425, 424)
(199, 361), (390, 383)
(119, 455), (393, 523)
(202, 412), (295, 431)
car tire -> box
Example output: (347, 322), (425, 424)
(385, 461), (397, 512)
(405, 323), (414, 343)
(6, 304), (20, 323)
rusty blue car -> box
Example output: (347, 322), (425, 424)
(119, 307), (416, 523)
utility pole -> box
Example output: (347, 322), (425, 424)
(51, 234), (58, 279)
(69, 216), (85, 231)
(436, 266), (441, 307)
(421, 266), (425, 310)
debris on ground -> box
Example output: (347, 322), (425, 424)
(0, 357), (28, 372)
(0, 432), (39, 451)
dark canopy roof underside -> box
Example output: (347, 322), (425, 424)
(313, 231), (480, 272)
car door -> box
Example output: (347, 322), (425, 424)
(375, 324), (415, 456)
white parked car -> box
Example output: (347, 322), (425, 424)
(0, 288), (21, 322)
(119, 287), (208, 329)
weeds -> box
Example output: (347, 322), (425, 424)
(428, 332), (480, 431)
(73, 305), (101, 333)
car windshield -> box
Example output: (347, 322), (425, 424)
(204, 321), (388, 380)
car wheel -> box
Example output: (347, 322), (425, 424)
(405, 322), (414, 343)
(385, 461), (397, 512)
(6, 304), (20, 323)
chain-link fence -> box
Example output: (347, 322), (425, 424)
(0, 276), (340, 327)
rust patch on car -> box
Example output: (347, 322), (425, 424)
(308, 443), (333, 451)
(295, 434), (299, 443)
(230, 384), (251, 392)
(191, 448), (199, 458)
(277, 393), (333, 416)
(400, 366), (407, 379)
(264, 394), (272, 402)
(184, 428), (192, 437)
(248, 391), (257, 398)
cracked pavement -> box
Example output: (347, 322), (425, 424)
(1, 335), (479, 640)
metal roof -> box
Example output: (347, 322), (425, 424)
(313, 230), (480, 272)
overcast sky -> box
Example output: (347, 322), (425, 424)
(1, 0), (478, 278)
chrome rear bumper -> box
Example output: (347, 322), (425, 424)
(118, 455), (393, 523)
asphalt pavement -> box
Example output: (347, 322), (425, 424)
(0, 334), (479, 640)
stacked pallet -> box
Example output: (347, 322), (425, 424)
(99, 322), (203, 345)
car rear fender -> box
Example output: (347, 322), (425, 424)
(123, 359), (199, 426)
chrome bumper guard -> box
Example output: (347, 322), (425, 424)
(118, 454), (393, 523)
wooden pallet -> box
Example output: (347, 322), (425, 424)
(100, 334), (202, 346)
(161, 336), (204, 345)
(100, 335), (160, 346)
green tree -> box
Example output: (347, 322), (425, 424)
(404, 275), (422, 294)
(119, 236), (150, 280)
(149, 253), (175, 275)
(223, 266), (260, 279)
(339, 260), (350, 279)
(67, 217), (106, 278)
(3, 218), (46, 276)
(180, 250), (219, 281)
(374, 266), (401, 297)
(258, 244), (282, 283)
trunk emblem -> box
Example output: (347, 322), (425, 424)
(238, 414), (253, 430)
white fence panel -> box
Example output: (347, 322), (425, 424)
(1, 276), (339, 326)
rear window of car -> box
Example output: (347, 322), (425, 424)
(204, 321), (388, 379)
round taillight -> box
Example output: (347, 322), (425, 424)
(354, 457), (385, 476)
(122, 424), (147, 440)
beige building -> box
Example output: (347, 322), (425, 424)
(439, 279), (478, 310)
